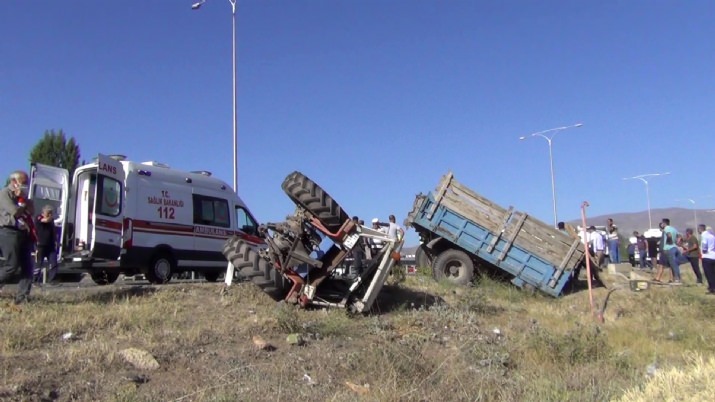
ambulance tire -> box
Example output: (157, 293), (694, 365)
(432, 249), (474, 286)
(146, 252), (175, 284)
(281, 171), (349, 233)
(203, 272), (221, 282)
(90, 270), (120, 286)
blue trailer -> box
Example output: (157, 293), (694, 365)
(405, 172), (587, 297)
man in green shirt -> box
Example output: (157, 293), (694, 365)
(683, 228), (704, 284)
(661, 218), (682, 285)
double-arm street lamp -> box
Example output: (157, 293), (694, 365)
(623, 172), (670, 229)
(519, 123), (583, 228)
(192, 0), (239, 191)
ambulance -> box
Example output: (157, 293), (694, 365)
(28, 154), (263, 285)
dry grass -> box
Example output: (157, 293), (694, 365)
(0, 265), (714, 401)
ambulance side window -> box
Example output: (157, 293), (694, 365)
(235, 207), (258, 235)
(96, 176), (121, 217)
(193, 194), (230, 228)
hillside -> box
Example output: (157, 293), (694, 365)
(567, 207), (713, 238)
(1, 268), (714, 401)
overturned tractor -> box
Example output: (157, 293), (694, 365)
(222, 171), (403, 313)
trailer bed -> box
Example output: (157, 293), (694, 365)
(407, 172), (586, 297)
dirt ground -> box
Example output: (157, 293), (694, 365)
(0, 277), (449, 402)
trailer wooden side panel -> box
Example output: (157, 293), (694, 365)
(431, 173), (585, 269)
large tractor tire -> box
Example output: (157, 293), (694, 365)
(432, 249), (475, 286)
(223, 237), (289, 299)
(281, 171), (349, 233)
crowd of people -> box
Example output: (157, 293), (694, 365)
(345, 214), (404, 278)
(562, 217), (715, 294)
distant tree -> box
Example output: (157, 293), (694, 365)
(29, 129), (82, 181)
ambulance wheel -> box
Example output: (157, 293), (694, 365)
(146, 252), (175, 284)
(90, 270), (119, 286)
(432, 249), (474, 286)
(281, 171), (349, 233)
(203, 272), (220, 282)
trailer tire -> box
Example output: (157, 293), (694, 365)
(432, 249), (474, 286)
(415, 245), (433, 269)
(146, 252), (174, 284)
(281, 171), (349, 233)
(90, 270), (119, 286)
(223, 237), (289, 299)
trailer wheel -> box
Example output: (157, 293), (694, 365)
(432, 249), (474, 286)
(90, 270), (120, 286)
(223, 237), (289, 299)
(146, 252), (175, 284)
(415, 245), (433, 269)
(281, 171), (349, 233)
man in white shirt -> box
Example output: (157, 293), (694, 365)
(588, 226), (605, 269)
(698, 224), (715, 294)
(386, 215), (404, 241)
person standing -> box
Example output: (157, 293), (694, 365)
(606, 218), (620, 264)
(634, 231), (649, 269)
(627, 241), (636, 267)
(35, 205), (59, 285)
(588, 226), (605, 269)
(661, 218), (682, 285)
(682, 228), (704, 285)
(698, 224), (715, 294)
(0, 170), (36, 304)
(385, 215), (404, 242)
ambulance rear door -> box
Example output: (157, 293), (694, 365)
(90, 154), (126, 260)
(28, 163), (70, 258)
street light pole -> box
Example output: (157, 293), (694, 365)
(623, 172), (670, 229)
(519, 123), (583, 228)
(676, 198), (697, 228)
(676, 195), (712, 228)
(192, 0), (239, 191)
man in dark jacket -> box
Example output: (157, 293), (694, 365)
(0, 170), (35, 304)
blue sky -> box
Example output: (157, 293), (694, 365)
(2, 0), (714, 245)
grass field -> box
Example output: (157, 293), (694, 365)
(1, 265), (714, 401)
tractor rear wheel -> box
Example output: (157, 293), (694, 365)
(281, 171), (349, 233)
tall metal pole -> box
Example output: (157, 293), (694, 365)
(519, 123), (583, 228)
(623, 172), (670, 229)
(192, 0), (238, 191)
(546, 139), (557, 229)
(230, 0), (237, 191)
(644, 179), (652, 229)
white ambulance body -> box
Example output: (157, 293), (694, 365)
(29, 154), (262, 285)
